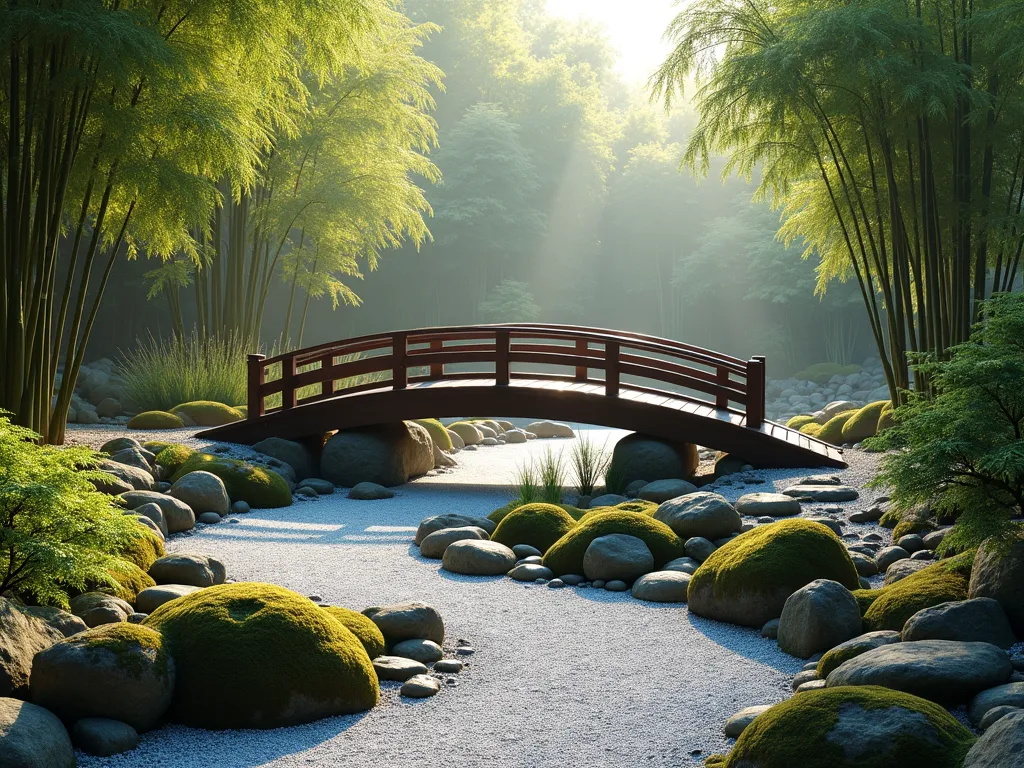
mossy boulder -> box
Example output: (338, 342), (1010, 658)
(153, 443), (196, 475)
(490, 502), (587, 525)
(170, 453), (291, 508)
(714, 685), (974, 768)
(413, 419), (453, 452)
(491, 503), (577, 554)
(841, 400), (890, 443)
(145, 582), (377, 729)
(320, 606), (386, 659)
(816, 410), (859, 445)
(102, 559), (156, 603)
(687, 519), (860, 628)
(169, 401), (244, 427)
(786, 414), (817, 430)
(855, 551), (973, 632)
(446, 421), (483, 446)
(876, 401), (896, 432)
(114, 527), (166, 572)
(800, 422), (823, 437)
(126, 411), (185, 430)
(542, 511), (685, 576)
(893, 517), (937, 540)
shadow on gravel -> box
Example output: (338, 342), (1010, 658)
(684, 611), (802, 674)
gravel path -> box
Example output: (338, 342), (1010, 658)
(76, 425), (885, 768)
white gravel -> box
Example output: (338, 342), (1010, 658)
(75, 425), (886, 768)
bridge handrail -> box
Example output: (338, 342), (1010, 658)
(246, 324), (766, 429)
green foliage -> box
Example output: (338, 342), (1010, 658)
(145, 583), (378, 729)
(537, 448), (565, 505)
(569, 435), (611, 497)
(855, 551), (973, 632)
(171, 454), (292, 508)
(542, 510), (686, 576)
(169, 402), (244, 427)
(413, 419), (453, 452)
(717, 686), (974, 768)
(153, 444), (197, 476)
(510, 462), (540, 508)
(491, 503), (577, 554)
(477, 279), (542, 323)
(114, 528), (166, 573)
(868, 293), (1024, 550)
(0, 413), (141, 607)
(127, 411), (185, 430)
(121, 331), (249, 413)
(320, 606), (386, 659)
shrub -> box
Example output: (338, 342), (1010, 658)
(816, 410), (858, 444)
(542, 511), (685, 575)
(127, 411), (185, 430)
(320, 606), (386, 659)
(841, 400), (890, 443)
(412, 419), (453, 452)
(867, 292), (1024, 551)
(120, 330), (249, 413)
(0, 413), (142, 608)
(169, 401), (244, 427)
(145, 583), (378, 729)
(491, 503), (577, 554)
(855, 550), (973, 631)
(569, 435), (610, 497)
(786, 414), (817, 430)
(170, 454), (291, 508)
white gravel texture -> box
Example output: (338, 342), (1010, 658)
(74, 424), (888, 768)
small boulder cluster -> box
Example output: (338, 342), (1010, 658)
(765, 356), (891, 423)
(65, 359), (136, 425)
(786, 399), (893, 447)
(444, 418), (574, 450)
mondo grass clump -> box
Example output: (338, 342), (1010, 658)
(120, 330), (249, 413)
(542, 511), (686, 576)
(491, 503), (578, 554)
(568, 435), (610, 497)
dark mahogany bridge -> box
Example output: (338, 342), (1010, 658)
(198, 323), (845, 469)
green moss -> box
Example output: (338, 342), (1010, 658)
(491, 501), (587, 525)
(171, 453), (291, 508)
(412, 419), (453, 452)
(542, 510), (686, 576)
(321, 606), (386, 659)
(892, 518), (936, 539)
(169, 401), (244, 427)
(857, 550), (974, 631)
(115, 527), (165, 571)
(613, 500), (659, 515)
(101, 558), (156, 603)
(817, 410), (858, 445)
(127, 410), (185, 430)
(143, 440), (172, 454)
(879, 507), (901, 529)
(786, 414), (817, 430)
(235, 405), (248, 418)
(79, 622), (172, 680)
(154, 443), (196, 475)
(145, 582), (377, 729)
(800, 422), (823, 437)
(841, 400), (890, 443)
(492, 503), (578, 554)
(720, 686), (974, 767)
(876, 401), (895, 432)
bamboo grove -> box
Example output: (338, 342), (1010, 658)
(653, 0), (1024, 400)
(1, 0), (438, 442)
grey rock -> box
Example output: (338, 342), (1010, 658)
(806, 517), (843, 535)
(169, 471), (229, 516)
(816, 631), (902, 678)
(922, 528), (950, 550)
(419, 526), (490, 559)
(100, 437), (141, 455)
(969, 683), (1024, 725)
(364, 602), (443, 646)
(480, 437), (499, 446)
(69, 593), (132, 628)
(848, 551), (878, 577)
(735, 493), (801, 518)
(442, 540), (517, 576)
(590, 493), (628, 507)
(604, 580), (629, 592)
(583, 534), (654, 582)
(638, 479), (698, 503)
(0, 698), (75, 768)
(547, 579), (566, 588)
(826, 639), (1012, 703)
(415, 514), (496, 545)
(21, 606), (88, 638)
(591, 580), (606, 589)
(610, 433), (697, 485)
(516, 556), (543, 565)
(782, 484), (859, 502)
(526, 421), (574, 438)
(508, 563), (554, 582)
(723, 705), (771, 738)
(684, 536), (717, 562)
(197, 511), (222, 524)
(849, 505), (886, 523)
(560, 574), (585, 586)
(400, 673), (441, 698)
(321, 422), (435, 487)
(876, 546), (910, 571)
(149, 553), (226, 588)
(631, 571), (690, 603)
(108, 447), (149, 472)
(512, 544), (543, 559)
(653, 492), (741, 541)
(902, 598), (1016, 649)
(792, 669), (819, 690)
(118, 491), (195, 534)
(777, 579), (863, 659)
(0, 599), (64, 698)
(126, 613), (148, 624)
(504, 429), (528, 444)
(98, 461), (154, 492)
(294, 486), (318, 498)
(134, 584), (202, 614)
(800, 474), (842, 485)
(391, 639), (443, 664)
(883, 558), (930, 585)
(911, 550), (934, 561)
(252, 437), (315, 481)
(302, 478), (335, 495)
(963, 710), (1024, 767)
(795, 679), (828, 693)
(72, 717), (138, 757)
(231, 500), (250, 515)
(130, 502), (167, 537)
(897, 534), (924, 553)
(979, 705), (1020, 732)
(661, 556), (701, 575)
(372, 656), (427, 682)
(761, 619), (780, 639)
(433, 659), (463, 673)
(969, 533), (1024, 636)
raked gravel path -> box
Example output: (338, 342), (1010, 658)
(74, 424), (885, 768)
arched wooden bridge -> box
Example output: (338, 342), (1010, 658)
(198, 324), (846, 468)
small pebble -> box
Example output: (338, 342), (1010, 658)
(548, 579), (565, 589)
(455, 646), (475, 656)
(433, 659), (463, 673)
(605, 580), (628, 592)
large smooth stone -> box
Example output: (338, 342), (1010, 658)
(653, 492), (742, 541)
(777, 579), (863, 659)
(419, 526), (490, 559)
(508, 563), (554, 581)
(826, 639), (1013, 703)
(415, 514), (496, 544)
(119, 491), (195, 534)
(68, 593), (132, 628)
(969, 532), (1024, 636)
(372, 656), (427, 682)
(963, 710), (1024, 767)
(21, 606), (88, 638)
(135, 585), (202, 614)
(902, 598), (1017, 649)
(0, 598), (64, 698)
(99, 461), (155, 492)
(362, 602), (444, 646)
(782, 484), (859, 502)
(347, 482), (394, 500)
(169, 471), (229, 516)
(0, 698), (75, 768)
(884, 558), (930, 585)
(401, 674), (441, 698)
(320, 422), (434, 487)
(631, 571), (691, 603)
(968, 683), (1024, 726)
(638, 479), (698, 503)
(816, 631), (902, 678)
(526, 421), (575, 438)
(442, 540), (517, 576)
(582, 534), (654, 582)
(735, 493), (801, 518)
(723, 704), (771, 738)
(148, 553), (226, 588)
(252, 437), (315, 481)
(609, 433), (698, 485)
(72, 717), (139, 757)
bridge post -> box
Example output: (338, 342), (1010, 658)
(495, 330), (510, 385)
(392, 332), (408, 389)
(715, 366), (729, 410)
(247, 354), (266, 418)
(280, 354), (297, 410)
(746, 356), (766, 428)
(429, 338), (443, 379)
(575, 338), (588, 382)
(605, 341), (620, 396)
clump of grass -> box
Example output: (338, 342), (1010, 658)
(603, 454), (630, 496)
(511, 461), (540, 507)
(120, 330), (248, 412)
(537, 448), (565, 504)
(569, 435), (610, 496)
(509, 448), (565, 507)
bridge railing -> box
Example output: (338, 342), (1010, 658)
(246, 324), (767, 428)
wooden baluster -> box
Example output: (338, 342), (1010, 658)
(746, 356), (765, 428)
(429, 338), (443, 380)
(495, 330), (510, 385)
(392, 332), (408, 389)
(715, 366), (729, 409)
(319, 352), (334, 399)
(281, 354), (296, 410)
(605, 341), (620, 396)
(575, 338), (588, 382)
(247, 354), (266, 418)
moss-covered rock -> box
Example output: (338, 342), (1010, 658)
(145, 582), (377, 729)
(412, 419), (453, 452)
(102, 559), (156, 604)
(687, 519), (860, 628)
(816, 410), (859, 445)
(841, 400), (890, 443)
(170, 453), (291, 508)
(855, 551), (973, 632)
(542, 511), (685, 576)
(153, 443), (196, 475)
(321, 606), (386, 659)
(786, 414), (817, 430)
(126, 411), (185, 430)
(169, 401), (244, 427)
(715, 685), (974, 768)
(893, 518), (937, 540)
(115, 527), (166, 572)
(876, 401), (895, 432)
(800, 422), (824, 437)
(491, 503), (577, 554)
(446, 421), (483, 445)
(490, 501), (588, 525)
